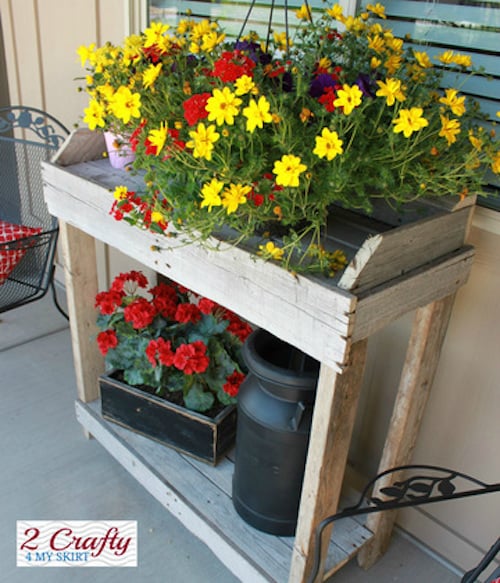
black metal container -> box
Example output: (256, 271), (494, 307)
(232, 328), (320, 536)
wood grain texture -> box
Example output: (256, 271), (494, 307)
(59, 221), (104, 402)
(76, 399), (373, 583)
(351, 247), (474, 342)
(356, 294), (457, 570)
(42, 159), (355, 371)
(339, 207), (474, 294)
(290, 341), (369, 583)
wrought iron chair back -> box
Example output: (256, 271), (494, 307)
(308, 465), (500, 583)
(0, 106), (69, 317)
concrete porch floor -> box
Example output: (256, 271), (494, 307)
(0, 291), (465, 583)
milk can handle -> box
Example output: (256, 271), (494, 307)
(289, 401), (306, 431)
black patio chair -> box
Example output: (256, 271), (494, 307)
(308, 465), (500, 583)
(0, 106), (69, 318)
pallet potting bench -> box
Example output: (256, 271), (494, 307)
(42, 129), (476, 582)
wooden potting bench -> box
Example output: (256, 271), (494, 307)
(42, 129), (475, 582)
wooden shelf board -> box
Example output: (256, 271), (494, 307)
(76, 399), (373, 582)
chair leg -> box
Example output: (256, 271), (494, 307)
(50, 266), (69, 320)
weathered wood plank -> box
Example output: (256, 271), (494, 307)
(76, 399), (373, 583)
(59, 221), (104, 402)
(356, 294), (457, 570)
(350, 247), (474, 343)
(338, 206), (474, 293)
(290, 341), (368, 583)
(42, 161), (355, 371)
(53, 128), (106, 166)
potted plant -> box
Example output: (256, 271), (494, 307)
(94, 269), (252, 464)
(77, 2), (500, 275)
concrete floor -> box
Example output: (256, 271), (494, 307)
(0, 292), (466, 582)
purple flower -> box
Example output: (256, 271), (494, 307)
(355, 73), (376, 98)
(309, 73), (338, 98)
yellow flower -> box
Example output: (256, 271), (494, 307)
(385, 53), (402, 75)
(437, 50), (455, 64)
(143, 22), (170, 48)
(200, 179), (224, 211)
(77, 43), (96, 67)
(491, 152), (500, 175)
(295, 4), (312, 21)
(366, 3), (386, 18)
(439, 115), (461, 145)
(206, 87), (242, 126)
(148, 122), (168, 155)
(333, 84), (363, 115)
(326, 4), (344, 21)
(313, 128), (344, 161)
(413, 50), (433, 69)
(221, 183), (250, 214)
(370, 56), (382, 69)
(113, 185), (128, 200)
(108, 86), (141, 124)
(368, 35), (385, 53)
(439, 89), (466, 117)
(142, 63), (162, 90)
(186, 123), (220, 160)
(243, 96), (273, 133)
(83, 99), (106, 130)
(258, 241), (284, 261)
(376, 78), (406, 106)
(273, 31), (291, 51)
(234, 75), (257, 96)
(468, 129), (483, 151)
(453, 53), (472, 67)
(393, 107), (429, 138)
(151, 211), (166, 223)
(273, 154), (307, 187)
(201, 31), (225, 52)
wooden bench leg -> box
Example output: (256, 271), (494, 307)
(357, 294), (457, 569)
(289, 339), (369, 583)
(59, 221), (104, 404)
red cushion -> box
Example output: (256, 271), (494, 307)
(0, 220), (42, 284)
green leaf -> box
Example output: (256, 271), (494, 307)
(184, 385), (215, 413)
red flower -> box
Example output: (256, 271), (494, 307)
(175, 302), (202, 324)
(173, 341), (210, 375)
(183, 93), (210, 126)
(146, 338), (175, 367)
(198, 297), (216, 315)
(123, 297), (157, 329)
(222, 309), (253, 342)
(96, 329), (118, 355)
(111, 270), (149, 293)
(95, 290), (124, 314)
(150, 282), (179, 318)
(318, 86), (338, 113)
(223, 371), (246, 397)
(211, 51), (255, 82)
(130, 120), (147, 152)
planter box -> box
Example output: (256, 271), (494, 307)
(42, 129), (475, 372)
(99, 374), (237, 465)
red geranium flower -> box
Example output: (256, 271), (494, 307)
(123, 297), (157, 329)
(175, 302), (202, 324)
(94, 290), (124, 314)
(223, 370), (246, 397)
(96, 329), (118, 355)
(174, 341), (210, 375)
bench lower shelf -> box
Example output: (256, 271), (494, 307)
(76, 399), (374, 582)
